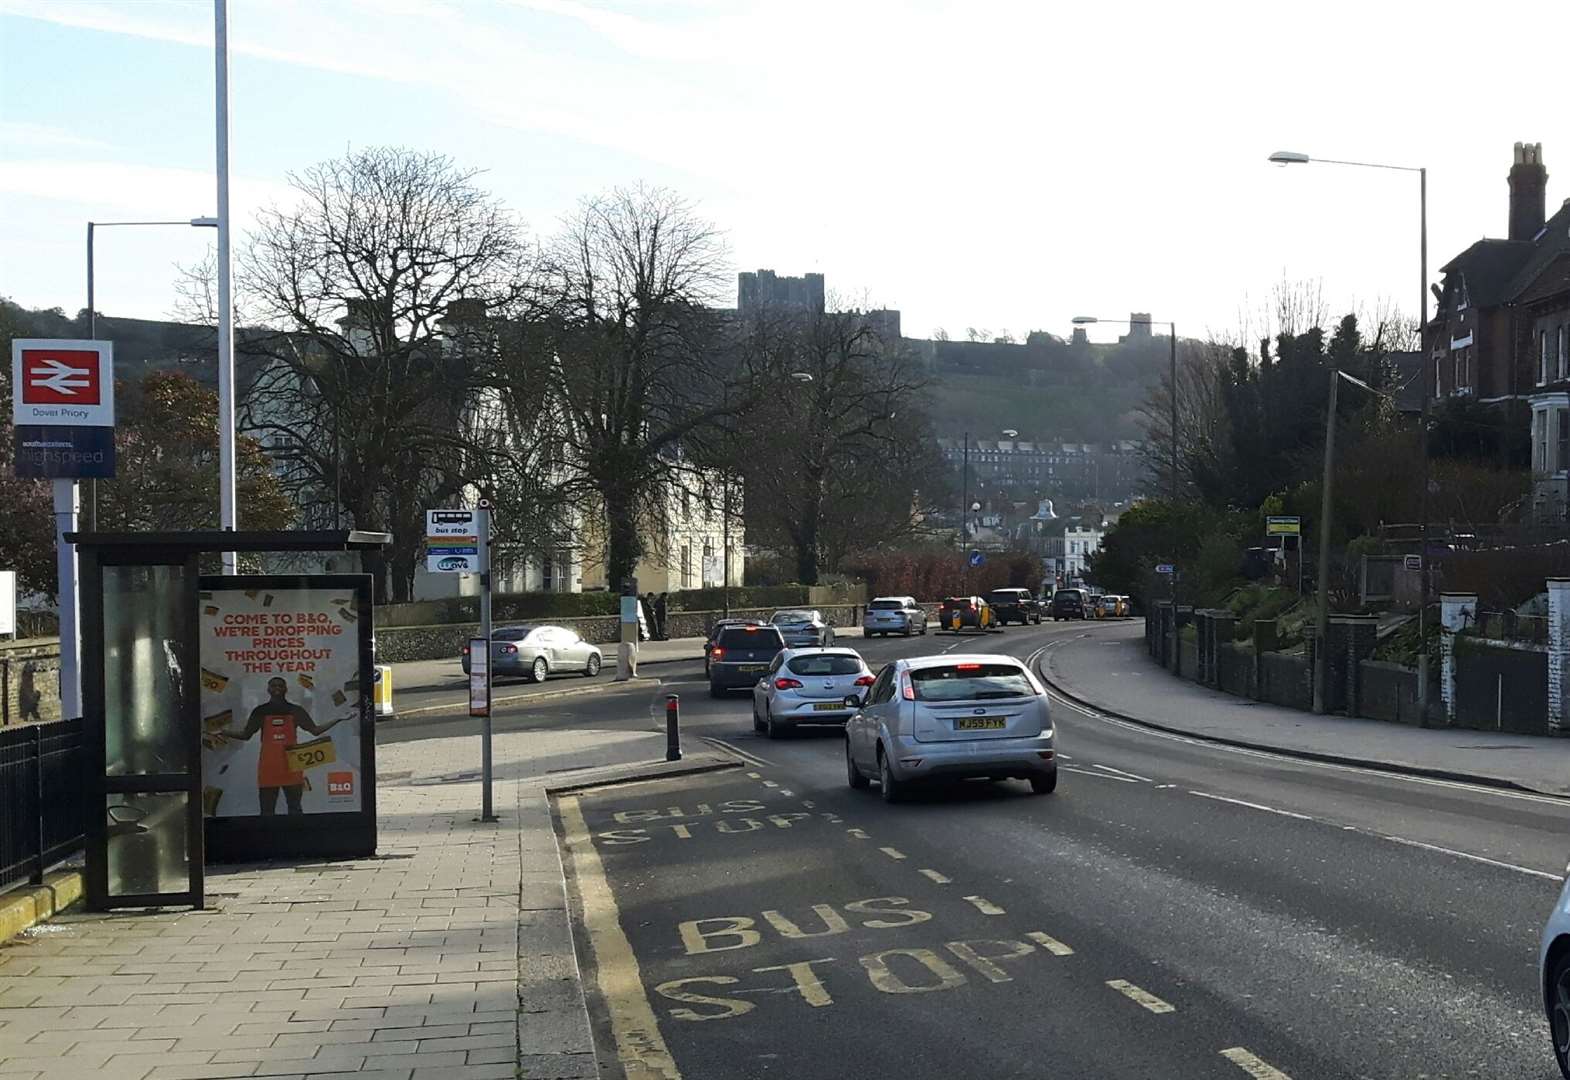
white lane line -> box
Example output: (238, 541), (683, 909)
(1026, 931), (1074, 956)
(1189, 791), (1314, 821)
(1220, 1047), (1293, 1078)
(780, 789), (795, 796)
(1092, 763), (1154, 782)
(1062, 766), (1139, 783)
(846, 828), (869, 839)
(1056, 752), (1074, 761)
(918, 869), (951, 884)
(1379, 834), (1564, 882)
(802, 799), (816, 809)
(762, 780), (780, 788)
(1106, 979), (1175, 1014)
(702, 736), (772, 768)
(747, 771), (762, 779)
(821, 813), (843, 823)
(878, 846), (907, 860)
(963, 895), (1006, 916)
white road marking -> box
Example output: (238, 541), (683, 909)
(802, 799), (816, 809)
(1092, 763), (1154, 782)
(702, 736), (773, 768)
(747, 771), (762, 779)
(846, 828), (869, 839)
(1062, 766), (1139, 783)
(780, 789), (795, 797)
(918, 869), (951, 884)
(1379, 834), (1564, 882)
(1026, 931), (1074, 956)
(1106, 979), (1175, 1014)
(963, 895), (1006, 915)
(1220, 1047), (1293, 1078)
(878, 846), (906, 860)
(1189, 791), (1315, 821)
(762, 780), (780, 788)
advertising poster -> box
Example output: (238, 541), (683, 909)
(198, 583), (367, 821)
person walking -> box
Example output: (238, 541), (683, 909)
(654, 592), (669, 640)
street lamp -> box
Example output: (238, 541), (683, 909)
(1074, 315), (1179, 502)
(1267, 149), (1432, 705)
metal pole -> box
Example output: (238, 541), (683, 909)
(52, 480), (81, 720)
(722, 471), (731, 617)
(1313, 369), (1340, 715)
(1170, 323), (1179, 501)
(214, 0), (238, 573)
(665, 694), (681, 761)
(478, 504), (495, 821)
(1416, 167), (1432, 712)
(334, 402), (342, 529)
(85, 223), (98, 533)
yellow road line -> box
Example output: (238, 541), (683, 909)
(879, 846), (907, 860)
(1220, 1047), (1292, 1078)
(918, 868), (951, 884)
(1026, 931), (1074, 956)
(559, 796), (681, 1080)
(963, 895), (1006, 916)
(1106, 979), (1175, 1014)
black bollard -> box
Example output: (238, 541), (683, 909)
(665, 694), (681, 762)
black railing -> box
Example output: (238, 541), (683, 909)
(0, 718), (87, 893)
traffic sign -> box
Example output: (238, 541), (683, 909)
(1266, 516), (1302, 537)
(12, 340), (115, 427)
(1403, 554), (1423, 571)
(1155, 564), (1176, 575)
(427, 509), (481, 573)
(968, 550), (985, 568)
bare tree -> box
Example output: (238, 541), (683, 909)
(231, 147), (534, 600)
(1135, 339), (1231, 499)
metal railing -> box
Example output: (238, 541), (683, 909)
(0, 718), (87, 893)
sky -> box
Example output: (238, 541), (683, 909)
(2, 0), (1568, 346)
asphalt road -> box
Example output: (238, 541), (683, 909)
(547, 621), (1570, 1079)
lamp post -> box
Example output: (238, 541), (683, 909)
(86, 216), (219, 528)
(1268, 150), (1431, 707)
(1073, 316), (1178, 502)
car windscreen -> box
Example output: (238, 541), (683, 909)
(786, 655), (863, 676)
(717, 627), (784, 649)
(868, 600), (904, 611)
(940, 597), (970, 607)
(910, 664), (1034, 701)
(772, 611), (813, 624)
(987, 591), (1025, 602)
(494, 626), (535, 640)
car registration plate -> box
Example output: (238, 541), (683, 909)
(813, 702), (845, 712)
(956, 717), (1005, 730)
(738, 664), (766, 672)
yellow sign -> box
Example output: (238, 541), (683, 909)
(1266, 516), (1301, 536)
(286, 736), (337, 773)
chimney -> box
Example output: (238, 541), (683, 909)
(1509, 141), (1548, 241)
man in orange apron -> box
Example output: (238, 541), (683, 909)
(225, 677), (345, 815)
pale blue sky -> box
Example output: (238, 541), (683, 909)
(3, 0), (1568, 344)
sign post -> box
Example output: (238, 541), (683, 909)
(12, 339), (118, 720)
(426, 507), (494, 821)
(1267, 516), (1304, 597)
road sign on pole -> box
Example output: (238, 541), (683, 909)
(426, 510), (480, 573)
(968, 550), (985, 569)
(1266, 516), (1302, 537)
(1155, 563), (1176, 575)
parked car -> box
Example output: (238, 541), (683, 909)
(708, 623), (787, 696)
(864, 596), (927, 637)
(1050, 589), (1088, 621)
(460, 624), (602, 683)
(703, 618), (754, 676)
(986, 587), (1043, 626)
(770, 609), (835, 648)
(1541, 878), (1570, 1076)
(844, 654), (1056, 801)
(1087, 593), (1106, 618)
(751, 647), (875, 738)
(938, 595), (998, 632)
(1098, 594), (1124, 618)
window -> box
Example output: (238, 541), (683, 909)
(1560, 326), (1568, 381)
(1537, 412), (1550, 473)
(681, 543), (691, 588)
(1435, 357), (1444, 396)
(1542, 331), (1552, 385)
(869, 666), (896, 705)
(1558, 409), (1569, 475)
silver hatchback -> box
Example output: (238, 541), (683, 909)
(844, 654), (1056, 801)
(752, 648), (874, 738)
(864, 596), (928, 638)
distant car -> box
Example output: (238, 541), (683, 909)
(1050, 589), (1087, 621)
(938, 596), (997, 632)
(703, 618), (754, 676)
(1087, 593), (1106, 618)
(708, 623), (787, 696)
(1096, 594), (1122, 618)
(1541, 878), (1570, 1076)
(844, 654), (1056, 801)
(461, 624), (602, 683)
(770, 609), (835, 648)
(751, 647), (875, 738)
(986, 588), (1043, 626)
(864, 596), (927, 637)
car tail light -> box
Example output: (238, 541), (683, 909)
(502, 644), (518, 654)
(774, 677), (803, 690)
(956, 662), (981, 670)
(854, 675), (876, 686)
(901, 675), (915, 701)
(711, 647), (724, 661)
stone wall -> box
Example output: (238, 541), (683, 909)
(1358, 660), (1422, 725)
(1259, 651), (1313, 711)
(1, 639), (63, 725)
(1217, 642), (1254, 698)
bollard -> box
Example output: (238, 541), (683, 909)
(665, 694), (681, 762)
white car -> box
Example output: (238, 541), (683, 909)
(752, 647), (874, 739)
(864, 596), (928, 637)
(1541, 877), (1570, 1075)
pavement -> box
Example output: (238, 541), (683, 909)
(1040, 619), (1570, 796)
(0, 681), (735, 1080)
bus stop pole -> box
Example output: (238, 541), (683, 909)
(479, 504), (495, 822)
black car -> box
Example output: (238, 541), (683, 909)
(708, 624), (787, 696)
(987, 588), (1043, 626)
(703, 618), (754, 676)
(1050, 589), (1088, 620)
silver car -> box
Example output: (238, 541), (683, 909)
(460, 623), (603, 683)
(844, 654), (1056, 801)
(1541, 874), (1570, 1076)
(864, 596), (928, 638)
(770, 609), (835, 648)
(751, 647), (874, 738)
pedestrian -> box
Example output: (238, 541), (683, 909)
(654, 592), (669, 640)
(641, 593), (657, 642)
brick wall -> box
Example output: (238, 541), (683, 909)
(1, 639), (63, 725)
(1259, 651), (1313, 711)
(1357, 660), (1422, 725)
(1217, 642), (1254, 698)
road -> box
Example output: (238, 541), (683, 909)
(395, 621), (1570, 1077)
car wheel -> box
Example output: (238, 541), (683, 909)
(1029, 770), (1058, 795)
(584, 654), (602, 677)
(1551, 949), (1570, 1078)
(529, 656), (548, 683)
(903, 623), (913, 637)
(752, 699), (765, 733)
(764, 705), (786, 739)
(846, 738), (869, 790)
(878, 750), (903, 803)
